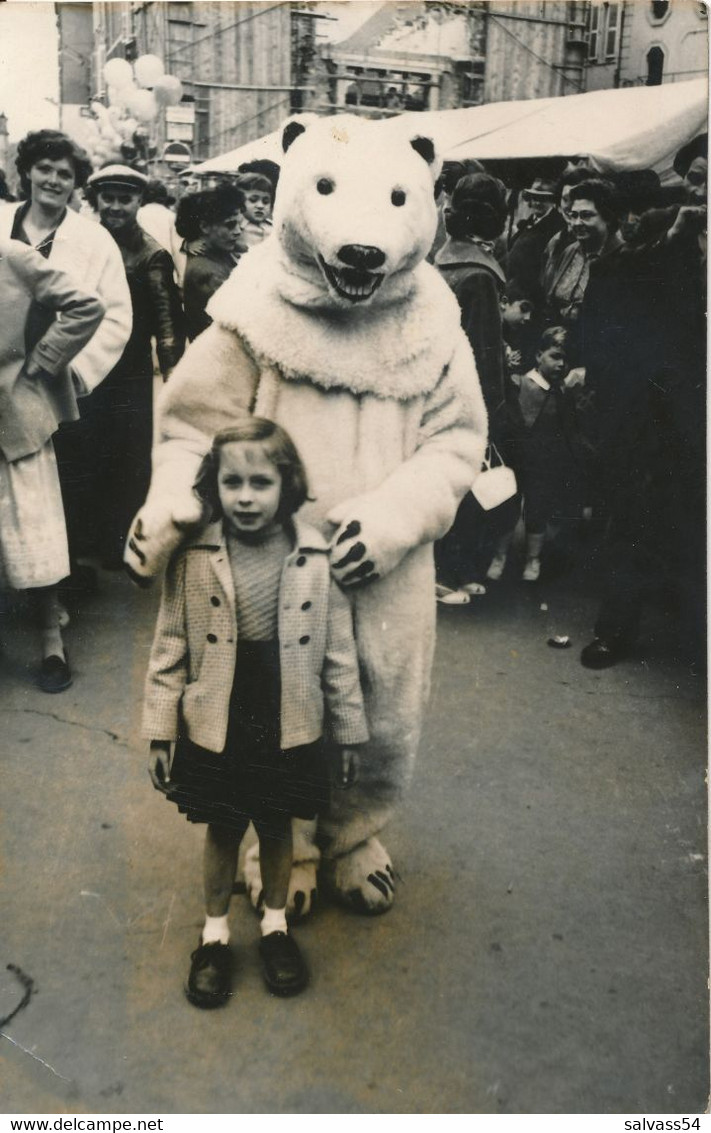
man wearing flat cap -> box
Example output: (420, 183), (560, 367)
(83, 164), (185, 568)
(504, 175), (566, 309)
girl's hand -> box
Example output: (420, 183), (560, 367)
(148, 741), (172, 794)
(335, 746), (360, 790)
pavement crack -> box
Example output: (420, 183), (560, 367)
(1, 1032), (73, 1082)
(1, 707), (130, 747)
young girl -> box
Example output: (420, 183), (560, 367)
(144, 419), (368, 1007)
(0, 237), (105, 691)
(486, 326), (587, 583)
(234, 172), (273, 247)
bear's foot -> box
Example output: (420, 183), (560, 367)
(320, 837), (396, 915)
(243, 844), (318, 921)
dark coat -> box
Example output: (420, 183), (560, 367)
(109, 224), (184, 379)
(183, 248), (239, 341)
(435, 236), (506, 420)
(504, 207), (565, 307)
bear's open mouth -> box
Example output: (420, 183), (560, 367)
(318, 257), (384, 302)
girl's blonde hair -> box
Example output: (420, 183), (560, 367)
(193, 418), (309, 523)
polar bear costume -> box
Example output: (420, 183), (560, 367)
(127, 115), (487, 914)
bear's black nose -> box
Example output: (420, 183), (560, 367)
(337, 244), (386, 271)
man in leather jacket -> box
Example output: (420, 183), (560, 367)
(84, 165), (185, 568)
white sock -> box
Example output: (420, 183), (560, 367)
(202, 914), (230, 945)
(261, 906), (288, 937)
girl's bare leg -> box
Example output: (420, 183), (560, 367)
(256, 817), (293, 912)
(203, 822), (245, 918)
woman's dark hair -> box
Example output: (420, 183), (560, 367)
(193, 418), (309, 523)
(554, 167), (591, 207)
(238, 159), (280, 193)
(567, 178), (620, 229)
(233, 172), (273, 201)
(175, 185), (245, 241)
(15, 130), (93, 195)
(445, 172), (507, 241)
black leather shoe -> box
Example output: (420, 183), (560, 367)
(38, 654), (72, 693)
(185, 941), (232, 1009)
(258, 931), (308, 997)
(580, 637), (627, 670)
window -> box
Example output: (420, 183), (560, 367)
(649, 1), (670, 21)
(588, 4), (600, 60)
(605, 2), (620, 58)
(646, 44), (665, 84)
(588, 3), (621, 62)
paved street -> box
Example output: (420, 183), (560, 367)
(1, 550), (707, 1115)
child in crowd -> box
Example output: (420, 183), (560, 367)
(500, 281), (535, 383)
(487, 326), (586, 583)
(0, 238), (105, 691)
(234, 172), (274, 247)
(144, 419), (368, 1006)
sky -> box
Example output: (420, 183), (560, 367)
(0, 1), (60, 142)
(0, 0), (380, 145)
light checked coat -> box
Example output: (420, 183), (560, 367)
(143, 515), (369, 754)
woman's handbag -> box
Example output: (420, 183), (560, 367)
(471, 443), (517, 511)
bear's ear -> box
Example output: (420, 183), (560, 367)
(410, 136), (436, 166)
(282, 120), (307, 154)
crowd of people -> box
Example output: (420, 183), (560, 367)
(0, 124), (706, 702)
(431, 137), (706, 674)
(0, 129), (278, 692)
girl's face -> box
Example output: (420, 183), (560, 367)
(28, 157), (76, 212)
(217, 442), (282, 536)
(242, 190), (272, 225)
(201, 212), (243, 255)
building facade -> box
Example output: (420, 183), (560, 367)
(304, 1), (590, 115)
(59, 1), (293, 167)
(585, 0), (708, 90)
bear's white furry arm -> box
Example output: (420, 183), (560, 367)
(125, 325), (261, 578)
(327, 330), (487, 579)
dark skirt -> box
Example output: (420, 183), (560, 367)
(166, 640), (328, 834)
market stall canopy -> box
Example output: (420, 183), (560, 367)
(190, 129), (284, 173)
(192, 79), (707, 175)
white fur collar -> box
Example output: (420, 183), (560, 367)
(207, 238), (463, 401)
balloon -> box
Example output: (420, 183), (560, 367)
(107, 106), (123, 127)
(153, 75), (183, 107)
(119, 117), (138, 140)
(90, 99), (109, 122)
(112, 81), (137, 109)
(134, 54), (164, 88)
(125, 89), (158, 123)
(103, 57), (134, 89)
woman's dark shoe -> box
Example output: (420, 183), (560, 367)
(258, 931), (308, 997)
(580, 637), (628, 670)
(185, 941), (232, 1009)
(38, 654), (72, 693)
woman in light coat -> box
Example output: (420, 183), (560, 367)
(0, 130), (132, 595)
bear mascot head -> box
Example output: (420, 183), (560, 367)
(131, 114), (486, 917)
(272, 115), (441, 309)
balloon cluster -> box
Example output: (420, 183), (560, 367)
(82, 54), (184, 168)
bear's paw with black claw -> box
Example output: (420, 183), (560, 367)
(244, 844), (318, 921)
(321, 836), (396, 915)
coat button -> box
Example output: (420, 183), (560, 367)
(301, 600), (312, 610)
(207, 633), (218, 643)
(296, 555), (306, 567)
(299, 635), (310, 645)
(210, 596), (220, 606)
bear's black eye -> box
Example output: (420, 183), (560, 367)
(391, 189), (406, 207)
(317, 178), (335, 195)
